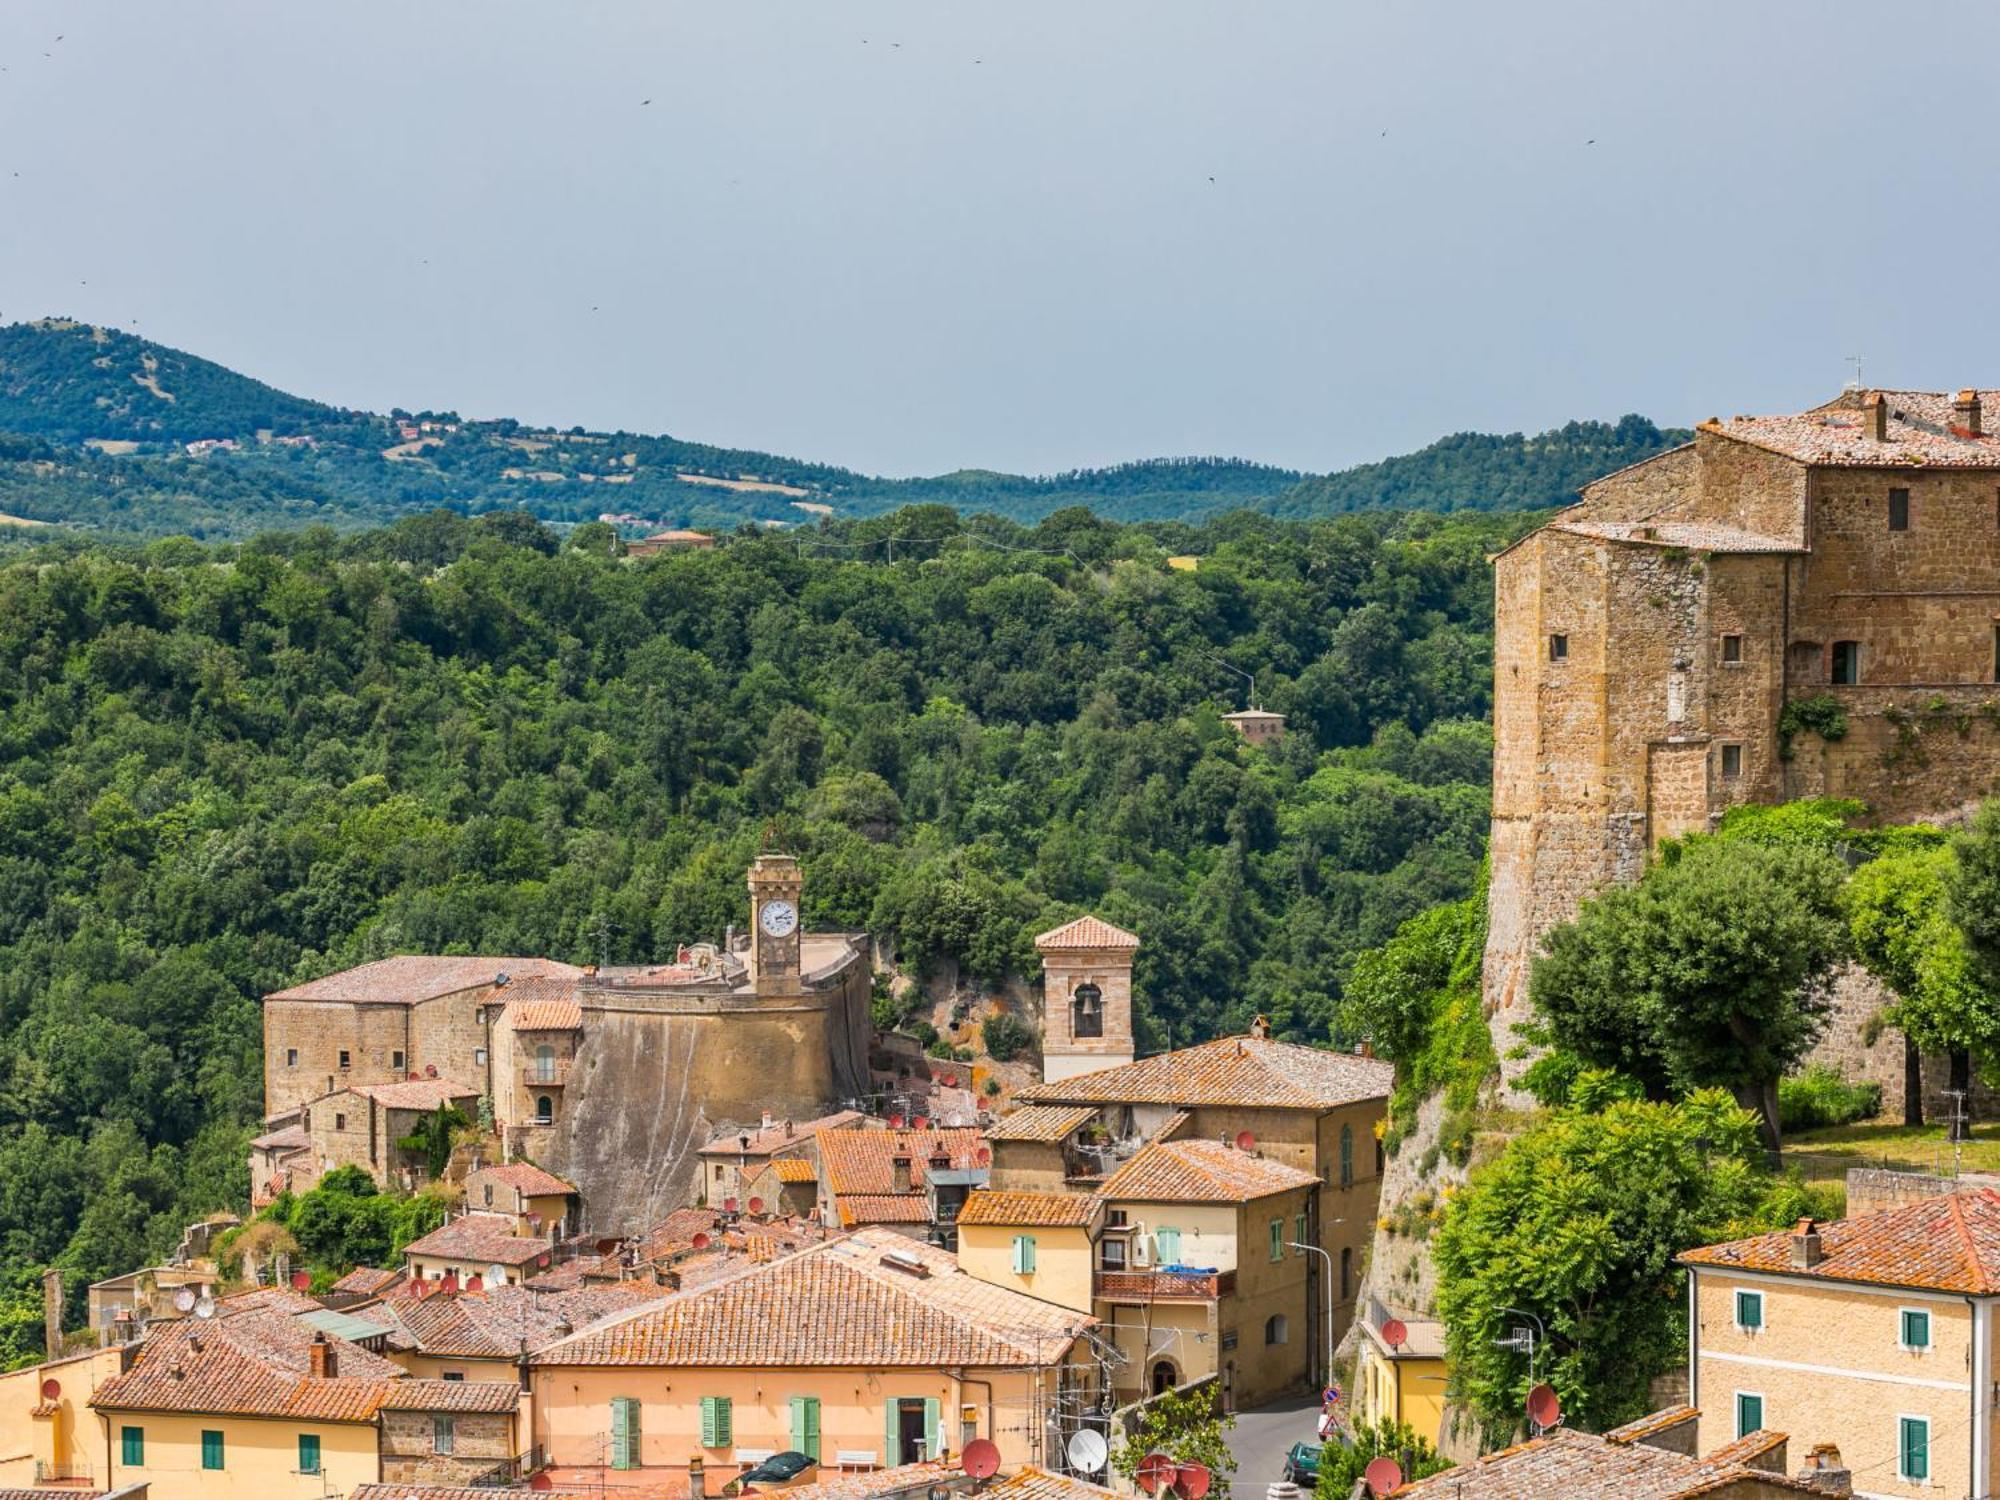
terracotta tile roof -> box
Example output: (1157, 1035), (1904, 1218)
(376, 1378), (520, 1412)
(1550, 519), (1800, 554)
(986, 1104), (1099, 1143)
(837, 1194), (933, 1226)
(772, 1157), (818, 1183)
(531, 1228), (1090, 1369)
(1603, 1406), (1698, 1446)
(471, 1161), (576, 1197)
(504, 972), (586, 1030)
(0, 1491), (107, 1500)
(219, 1286), (322, 1316)
(819, 1127), (986, 1195)
(1360, 1310), (1447, 1361)
(1680, 1189), (2000, 1293)
(1100, 1139), (1318, 1203)
(404, 1214), (554, 1268)
(785, 1464), (1118, 1500)
(330, 1266), (404, 1297)
(250, 1125), (309, 1152)
(1708, 388), (2000, 469)
(1035, 915), (1140, 950)
(349, 1078), (480, 1111)
(640, 1207), (723, 1260)
(699, 1110), (866, 1158)
(353, 1489), (593, 1500)
(957, 1191), (1099, 1228)
(268, 956), (580, 1006)
(90, 1312), (406, 1422)
(1391, 1423), (1816, 1498)
(380, 1281), (662, 1357)
(1017, 1035), (1393, 1110)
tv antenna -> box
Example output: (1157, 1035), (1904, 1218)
(1845, 354), (1865, 391)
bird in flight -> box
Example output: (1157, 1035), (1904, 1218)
(641, 99), (651, 106)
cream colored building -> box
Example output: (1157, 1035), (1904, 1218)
(0, 1344), (127, 1489)
(1680, 1190), (2000, 1499)
(954, 1192), (1103, 1314)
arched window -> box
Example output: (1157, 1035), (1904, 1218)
(1339, 1124), (1354, 1188)
(536, 1095), (554, 1125)
(1150, 1361), (1177, 1396)
(1265, 1314), (1288, 1346)
(1071, 984), (1104, 1040)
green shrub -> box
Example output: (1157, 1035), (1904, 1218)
(981, 1012), (1035, 1063)
(1778, 1065), (1882, 1132)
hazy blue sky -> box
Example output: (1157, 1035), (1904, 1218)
(2, 2), (1996, 477)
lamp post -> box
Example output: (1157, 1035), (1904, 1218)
(1288, 1242), (1335, 1390)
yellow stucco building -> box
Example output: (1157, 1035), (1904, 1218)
(1351, 1305), (1446, 1447)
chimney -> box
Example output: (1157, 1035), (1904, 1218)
(1956, 389), (1984, 438)
(308, 1331), (333, 1379)
(761, 1109), (774, 1131)
(42, 1268), (61, 1360)
(892, 1154), (912, 1193)
(1862, 391), (1888, 441)
(689, 1454), (706, 1500)
(1790, 1217), (1823, 1269)
(1249, 1015), (1271, 1040)
(1795, 1443), (1852, 1497)
(1358, 1039), (1376, 1060)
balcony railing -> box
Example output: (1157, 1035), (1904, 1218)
(461, 1446), (547, 1487)
(1095, 1269), (1235, 1301)
(523, 1060), (571, 1086)
(34, 1465), (94, 1487)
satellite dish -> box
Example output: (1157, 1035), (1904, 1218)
(1233, 1130), (1256, 1152)
(1381, 1318), (1408, 1350)
(1527, 1383), (1561, 1430)
(961, 1438), (1001, 1481)
(537, 1253), (551, 1267)
(39, 1378), (60, 1401)
(913, 1115), (930, 1129)
(1174, 1464), (1211, 1500)
(466, 1274), (484, 1292)
(173, 1288), (197, 1313)
(1135, 1452), (1176, 1496)
(976, 1147), (992, 1166)
(193, 1296), (216, 1321)
(748, 1196), (765, 1215)
(723, 1197), (739, 1214)
(940, 1074), (956, 1088)
(691, 1232), (711, 1251)
(291, 1271), (311, 1291)
(528, 1474), (554, 1492)
(1065, 1430), (1108, 1475)
(888, 1114), (905, 1129)
(487, 1263), (508, 1285)
(1363, 1457), (1403, 1498)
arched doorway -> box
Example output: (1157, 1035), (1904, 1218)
(1150, 1360), (1177, 1396)
(535, 1094), (554, 1125)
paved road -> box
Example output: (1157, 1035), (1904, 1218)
(1225, 1391), (1324, 1496)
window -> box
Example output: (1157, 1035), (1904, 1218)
(611, 1397), (641, 1469)
(536, 1095), (553, 1124)
(1375, 1136), (1385, 1174)
(1071, 984), (1104, 1040)
(1831, 640), (1860, 685)
(285, 1048), (298, 1068)
(1341, 1246), (1352, 1299)
(297, 1434), (321, 1475)
(121, 1427), (143, 1467)
(433, 1416), (455, 1456)
(442, 1371), (464, 1382)
(1900, 1307), (1931, 1350)
(1265, 1314), (1289, 1346)
(1735, 1392), (1763, 1439)
(484, 1183), (494, 1206)
(1294, 1211), (1308, 1250)
(1012, 1234), (1038, 1275)
(333, 1113), (346, 1132)
(1100, 1238), (1127, 1271)
(474, 1046), (488, 1067)
(1340, 1124), (1354, 1188)
(1720, 744), (1743, 780)
(1889, 487), (1910, 531)
(1549, 633), (1569, 662)
(699, 1395), (733, 1450)
(1899, 1415), (1930, 1481)
(1721, 634), (1742, 664)
(1734, 1289), (1763, 1331)
(391, 1050), (405, 1072)
(201, 1430), (224, 1471)
(790, 1396), (822, 1462)
(1269, 1219), (1285, 1262)
(1154, 1227), (1182, 1264)
(338, 1049), (350, 1069)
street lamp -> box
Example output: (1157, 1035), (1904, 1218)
(1288, 1243), (1334, 1389)
(1494, 1306), (1547, 1384)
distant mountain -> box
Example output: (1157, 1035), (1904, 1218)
(0, 319), (1686, 539)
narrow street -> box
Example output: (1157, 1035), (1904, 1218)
(1224, 1391), (1324, 1496)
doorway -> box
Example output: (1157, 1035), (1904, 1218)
(897, 1399), (928, 1463)
(1150, 1361), (1177, 1397)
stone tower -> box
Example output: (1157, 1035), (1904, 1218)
(747, 854), (804, 994)
(1035, 915), (1140, 1083)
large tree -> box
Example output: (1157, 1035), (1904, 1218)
(1530, 836), (1848, 1151)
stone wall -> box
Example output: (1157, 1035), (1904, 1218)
(264, 1001), (412, 1117)
(1844, 1165), (2000, 1217)
(379, 1410), (514, 1484)
(1802, 963), (2000, 1126)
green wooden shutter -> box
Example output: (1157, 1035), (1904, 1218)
(120, 1427), (143, 1467)
(791, 1396), (821, 1461)
(612, 1397), (639, 1469)
(1340, 1125), (1354, 1187)
(1012, 1234), (1036, 1274)
(1269, 1219), (1284, 1262)
(922, 1398), (941, 1460)
(298, 1434), (320, 1475)
(885, 1399), (901, 1464)
(699, 1395), (730, 1450)
(201, 1431), (224, 1471)
(1901, 1417), (1928, 1480)
(1155, 1226), (1180, 1264)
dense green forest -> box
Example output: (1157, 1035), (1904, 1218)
(0, 320), (1681, 537)
(0, 502), (1521, 1356)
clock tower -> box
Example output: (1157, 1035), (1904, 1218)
(747, 854), (804, 993)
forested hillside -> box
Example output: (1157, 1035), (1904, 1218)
(0, 320), (1678, 537)
(0, 503), (1521, 1354)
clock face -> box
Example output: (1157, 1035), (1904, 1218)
(759, 899), (798, 938)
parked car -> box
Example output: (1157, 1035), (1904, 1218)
(1283, 1441), (1323, 1486)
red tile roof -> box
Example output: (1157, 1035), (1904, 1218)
(836, 1195), (933, 1226)
(1391, 1423), (1814, 1498)
(1035, 915), (1140, 950)
(267, 956), (580, 1006)
(1099, 1139), (1319, 1203)
(986, 1104), (1099, 1143)
(532, 1228), (1090, 1369)
(250, 1125), (309, 1152)
(504, 972), (586, 1030)
(471, 1162), (576, 1198)
(785, 1464), (1119, 1500)
(1679, 1189), (2000, 1293)
(354, 1490), (595, 1500)
(330, 1266), (404, 1297)
(1550, 518), (1799, 554)
(404, 1214), (554, 1268)
(347, 1078), (480, 1111)
(1707, 389), (2000, 470)
(90, 1313), (406, 1422)
(376, 1378), (519, 1412)
(1019, 1036), (1393, 1110)
(698, 1110), (866, 1159)
(819, 1127), (985, 1195)
(383, 1283), (663, 1358)
(957, 1191), (1099, 1228)
(772, 1157), (818, 1183)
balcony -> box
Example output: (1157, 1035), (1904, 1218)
(1095, 1269), (1235, 1302)
(522, 1060), (571, 1087)
(34, 1466), (94, 1487)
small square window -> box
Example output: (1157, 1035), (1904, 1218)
(1721, 634), (1742, 664)
(333, 1113), (346, 1132)
(1720, 744), (1743, 779)
(474, 1047), (488, 1067)
(285, 1048), (299, 1068)
(1734, 1289), (1763, 1331)
(1549, 633), (1569, 662)
(1831, 641), (1861, 686)
(338, 1049), (351, 1070)
(1901, 1307), (1931, 1349)
(1889, 487), (1910, 531)
(391, 1050), (405, 1072)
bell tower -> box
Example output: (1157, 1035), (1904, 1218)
(1035, 915), (1139, 1083)
(747, 855), (804, 994)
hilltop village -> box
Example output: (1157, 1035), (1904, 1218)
(15, 386), (2000, 1500)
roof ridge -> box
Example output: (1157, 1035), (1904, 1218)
(1945, 1191), (1998, 1294)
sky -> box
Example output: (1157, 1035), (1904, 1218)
(2, 2), (1998, 479)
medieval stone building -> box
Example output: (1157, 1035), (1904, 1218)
(1485, 387), (2000, 1106)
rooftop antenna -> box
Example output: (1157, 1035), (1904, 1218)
(1845, 354), (1865, 392)
(589, 913), (617, 971)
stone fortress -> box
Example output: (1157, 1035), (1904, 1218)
(1484, 385), (2000, 1110)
